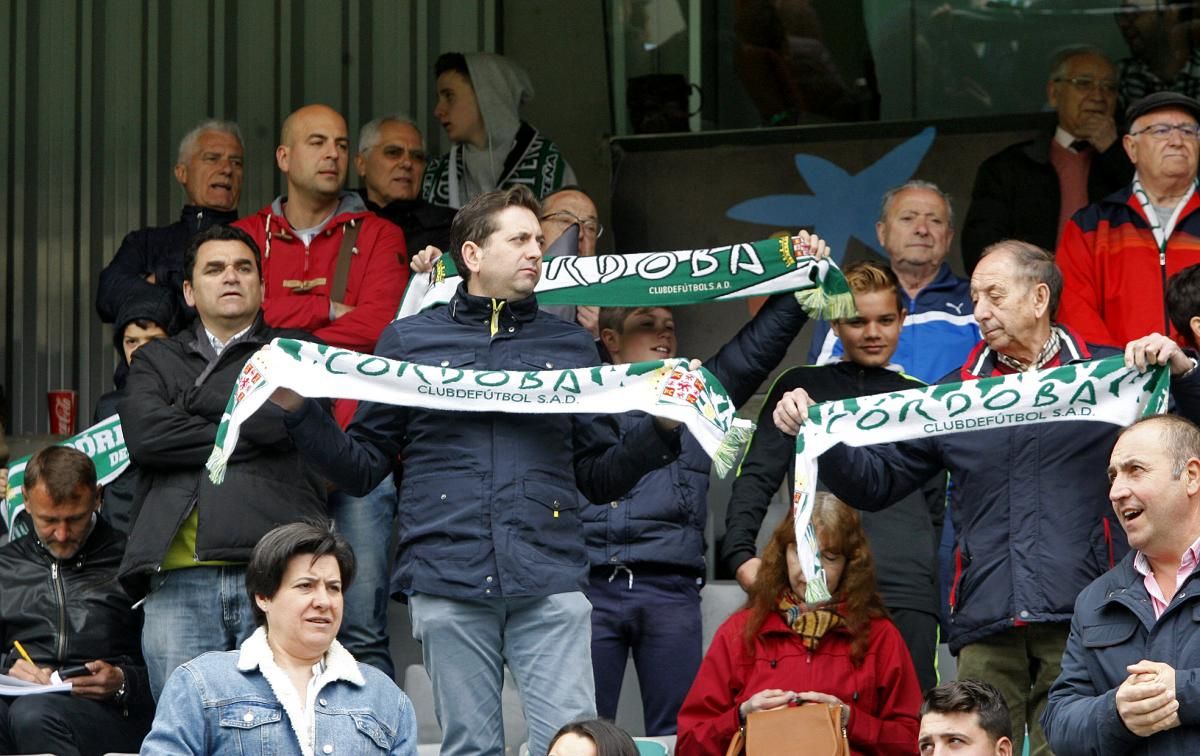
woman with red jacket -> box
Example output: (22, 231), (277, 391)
(677, 494), (922, 755)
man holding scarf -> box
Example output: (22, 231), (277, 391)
(1058, 91), (1200, 347)
(274, 186), (682, 756)
(774, 240), (1200, 756)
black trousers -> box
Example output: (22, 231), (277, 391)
(0, 693), (152, 756)
(889, 607), (941, 694)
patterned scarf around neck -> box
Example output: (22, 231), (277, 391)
(778, 591), (844, 650)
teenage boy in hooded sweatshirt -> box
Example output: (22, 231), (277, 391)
(423, 52), (576, 209)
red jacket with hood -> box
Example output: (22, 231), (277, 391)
(234, 192), (408, 353)
(235, 193), (408, 425)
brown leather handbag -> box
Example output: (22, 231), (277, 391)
(724, 702), (849, 756)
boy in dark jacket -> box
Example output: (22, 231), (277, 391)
(92, 288), (176, 534)
(584, 233), (826, 735)
(722, 260), (945, 693)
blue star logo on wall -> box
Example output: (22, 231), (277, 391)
(726, 127), (936, 263)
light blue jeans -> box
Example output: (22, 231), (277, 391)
(409, 591), (596, 756)
(329, 475), (399, 679)
(142, 565), (257, 700)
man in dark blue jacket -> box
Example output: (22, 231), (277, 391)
(585, 234), (823, 735)
(773, 240), (1200, 756)
(1043, 414), (1200, 755)
(96, 119), (244, 326)
(276, 185), (682, 756)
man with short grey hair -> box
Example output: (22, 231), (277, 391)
(355, 114), (456, 251)
(97, 119), (245, 326)
(963, 47), (1131, 274)
(807, 180), (979, 384)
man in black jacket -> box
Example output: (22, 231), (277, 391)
(96, 119), (244, 325)
(962, 47), (1132, 274)
(722, 260), (945, 692)
(118, 224), (327, 699)
(355, 114), (456, 253)
(0, 446), (153, 755)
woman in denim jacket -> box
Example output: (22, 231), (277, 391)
(141, 521), (417, 755)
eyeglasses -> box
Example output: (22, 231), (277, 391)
(1053, 76), (1118, 95)
(541, 211), (604, 239)
(1130, 123), (1200, 140)
(377, 145), (428, 163)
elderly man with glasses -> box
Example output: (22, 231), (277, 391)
(1058, 91), (1200, 347)
(355, 114), (457, 252)
(538, 186), (606, 337)
(962, 47), (1132, 274)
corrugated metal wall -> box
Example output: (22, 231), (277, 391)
(1, 0), (496, 434)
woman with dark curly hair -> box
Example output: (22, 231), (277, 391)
(677, 493), (922, 755)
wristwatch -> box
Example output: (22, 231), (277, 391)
(113, 667), (128, 705)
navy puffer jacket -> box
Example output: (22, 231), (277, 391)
(1043, 551), (1200, 756)
(818, 329), (1130, 653)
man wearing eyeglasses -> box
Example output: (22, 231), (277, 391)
(962, 47), (1131, 274)
(356, 115), (457, 252)
(1058, 91), (1200, 347)
(540, 187), (605, 337)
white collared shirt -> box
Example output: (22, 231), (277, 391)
(1054, 126), (1085, 153)
(204, 324), (253, 355)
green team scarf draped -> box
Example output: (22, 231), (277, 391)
(205, 339), (754, 485)
(396, 237), (854, 321)
(791, 356), (1171, 604)
(4, 414), (129, 537)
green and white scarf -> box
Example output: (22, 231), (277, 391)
(791, 356), (1170, 603)
(205, 338), (754, 484)
(4, 414), (129, 536)
(397, 237), (854, 321)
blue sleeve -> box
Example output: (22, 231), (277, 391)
(1171, 360), (1200, 426)
(703, 294), (809, 408)
(818, 438), (944, 512)
(139, 665), (208, 754)
(572, 411), (682, 505)
(283, 329), (406, 496)
(392, 688), (419, 755)
(1042, 609), (1143, 756)
(806, 320), (838, 366)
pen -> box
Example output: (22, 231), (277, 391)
(12, 641), (34, 667)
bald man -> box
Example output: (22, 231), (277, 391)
(233, 104), (409, 676)
(234, 104), (407, 361)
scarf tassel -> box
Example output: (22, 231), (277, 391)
(793, 276), (857, 321)
(711, 419), (755, 478)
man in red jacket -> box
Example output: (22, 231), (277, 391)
(234, 104), (408, 362)
(234, 104), (409, 677)
(1057, 91), (1200, 346)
